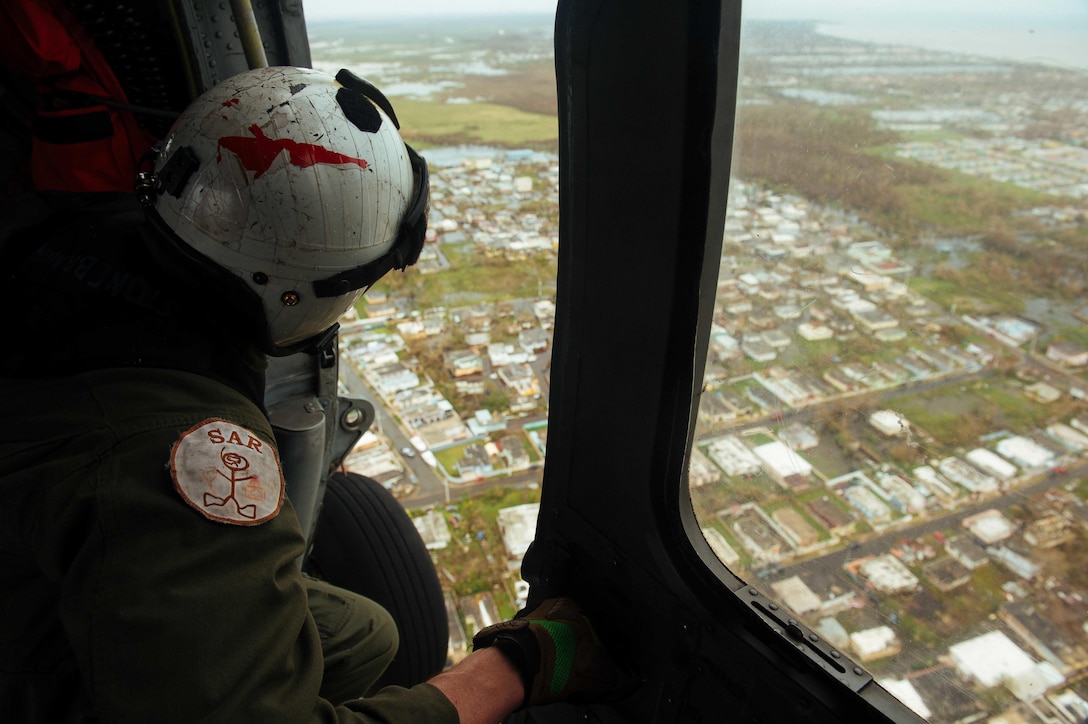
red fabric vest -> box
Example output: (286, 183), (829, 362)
(0, 0), (158, 193)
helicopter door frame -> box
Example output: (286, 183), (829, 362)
(523, 1), (924, 722)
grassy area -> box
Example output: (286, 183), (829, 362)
(890, 374), (1079, 449)
(896, 166), (1054, 235)
(1074, 478), (1088, 501)
(889, 380), (1051, 445)
(779, 338), (843, 371)
(907, 277), (963, 311)
(396, 99), (558, 149)
(1051, 324), (1088, 349)
(375, 244), (556, 308)
(425, 486), (541, 600)
(972, 383), (1051, 431)
(937, 565), (1011, 628)
(801, 440), (857, 479)
(744, 431), (776, 446)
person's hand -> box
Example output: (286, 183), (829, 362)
(471, 597), (623, 708)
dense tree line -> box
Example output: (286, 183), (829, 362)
(734, 101), (1088, 301)
(734, 102), (934, 237)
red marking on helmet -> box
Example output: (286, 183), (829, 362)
(217, 124), (369, 179)
(222, 98), (240, 108)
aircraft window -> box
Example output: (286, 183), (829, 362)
(691, 3), (1088, 722)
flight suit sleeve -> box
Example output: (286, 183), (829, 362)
(47, 412), (457, 723)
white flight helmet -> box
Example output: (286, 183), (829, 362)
(138, 66), (428, 353)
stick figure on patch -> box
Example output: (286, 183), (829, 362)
(204, 447), (258, 519)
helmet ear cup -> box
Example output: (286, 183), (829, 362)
(398, 146), (429, 268)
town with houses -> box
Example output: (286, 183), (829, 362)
(311, 16), (1088, 723)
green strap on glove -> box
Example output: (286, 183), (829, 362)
(472, 597), (618, 708)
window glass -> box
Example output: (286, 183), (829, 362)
(307, 9), (559, 634)
(691, 3), (1088, 722)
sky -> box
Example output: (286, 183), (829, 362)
(302, 0), (1088, 22)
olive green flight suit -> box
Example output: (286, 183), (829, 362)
(0, 368), (458, 723)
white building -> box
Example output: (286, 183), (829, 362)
(938, 456), (998, 494)
(770, 576), (822, 616)
(844, 485), (892, 523)
(912, 465), (958, 500)
(688, 448), (722, 488)
(798, 322), (834, 341)
(987, 545), (1041, 580)
(850, 625), (900, 661)
(413, 510), (452, 550)
(878, 473), (926, 514)
(869, 410), (909, 436)
(858, 555), (919, 594)
(487, 342), (532, 367)
(949, 630), (1063, 697)
(373, 363), (421, 395)
(966, 448), (1018, 481)
(995, 436), (1055, 470)
(753, 441), (813, 486)
(1047, 422), (1088, 452)
(497, 504), (540, 570)
(962, 509), (1015, 544)
(705, 436), (761, 477)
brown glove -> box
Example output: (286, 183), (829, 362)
(472, 597), (622, 708)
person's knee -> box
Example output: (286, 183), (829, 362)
(306, 577), (400, 701)
(364, 600), (398, 667)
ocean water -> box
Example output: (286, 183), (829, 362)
(811, 14), (1088, 72)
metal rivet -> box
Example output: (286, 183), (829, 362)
(809, 634), (819, 642)
(749, 588), (758, 596)
(830, 650), (841, 658)
(281, 291), (301, 306)
(853, 667), (864, 676)
(768, 603), (778, 611)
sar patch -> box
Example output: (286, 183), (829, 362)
(170, 418), (283, 525)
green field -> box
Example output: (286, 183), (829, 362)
(372, 244), (557, 308)
(397, 99), (558, 149)
(888, 379), (1058, 445)
(420, 486), (541, 603)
